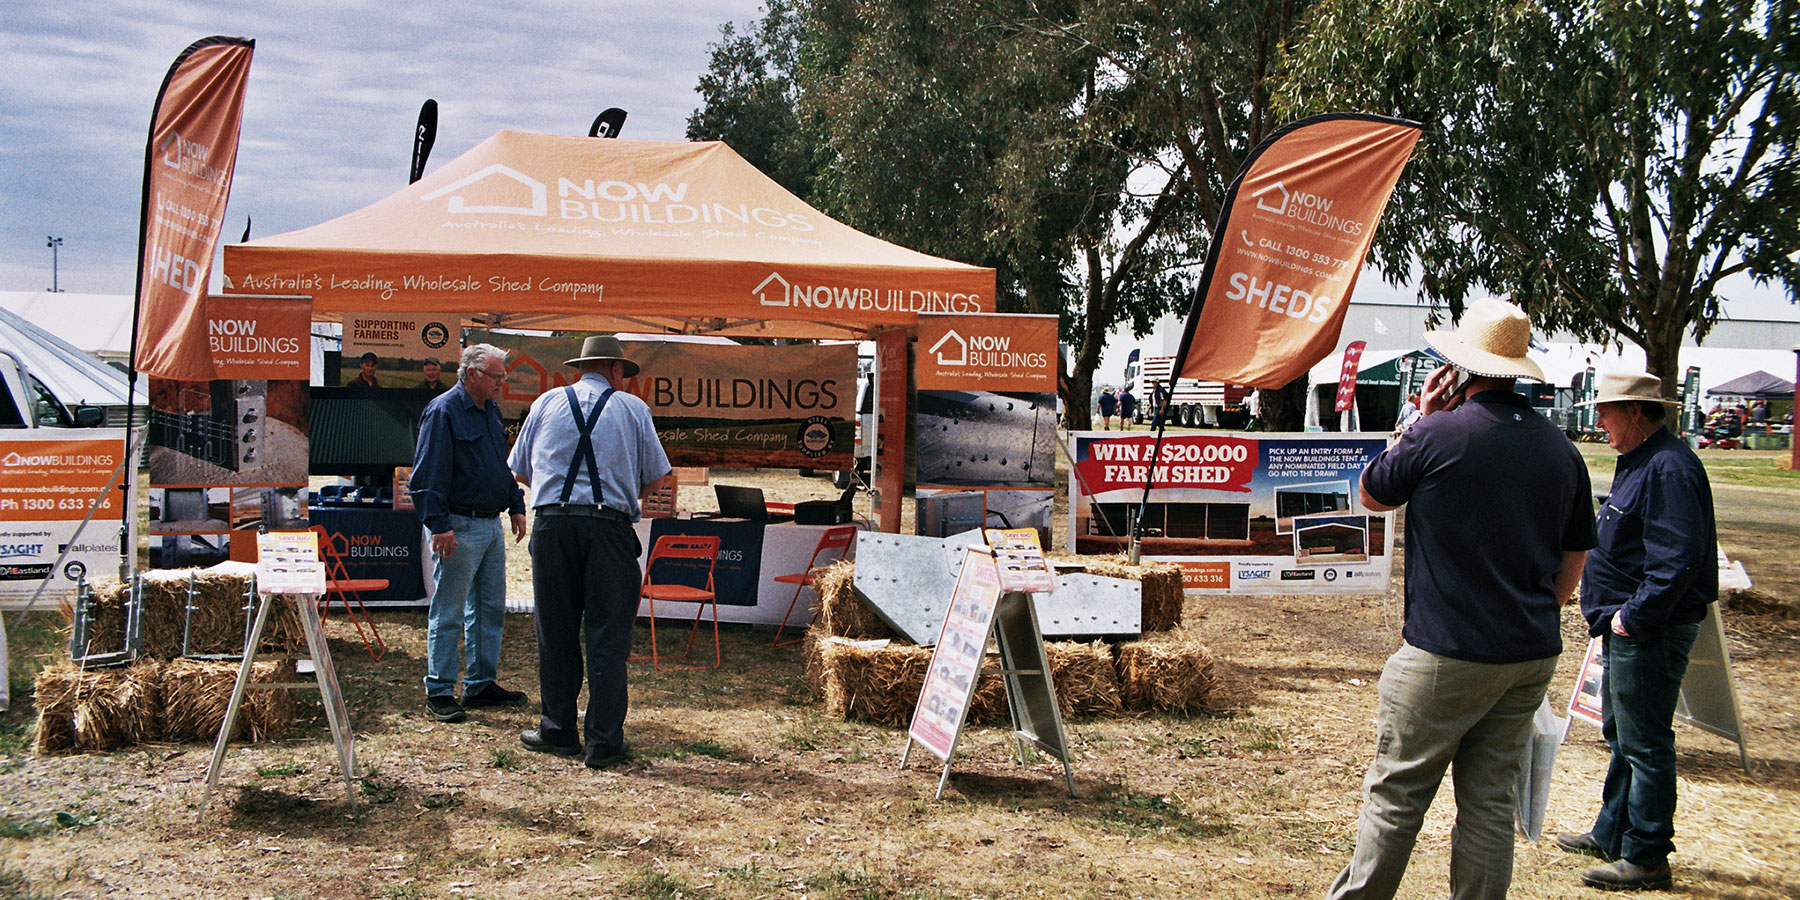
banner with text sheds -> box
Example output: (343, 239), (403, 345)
(1174, 114), (1420, 389)
(132, 36), (256, 382)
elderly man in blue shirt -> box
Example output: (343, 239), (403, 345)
(409, 343), (530, 723)
(508, 335), (671, 770)
(1557, 371), (1717, 892)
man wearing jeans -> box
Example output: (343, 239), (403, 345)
(410, 343), (529, 723)
(1325, 299), (1594, 900)
(1557, 372), (1716, 892)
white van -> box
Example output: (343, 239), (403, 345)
(0, 349), (106, 429)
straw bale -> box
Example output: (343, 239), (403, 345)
(1048, 553), (1185, 632)
(812, 637), (1005, 727)
(160, 657), (298, 743)
(1116, 629), (1218, 714)
(73, 571), (304, 660)
(33, 660), (163, 754)
(1045, 641), (1122, 718)
(813, 560), (896, 640)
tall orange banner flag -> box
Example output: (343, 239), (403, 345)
(131, 36), (255, 381)
(1175, 114), (1420, 389)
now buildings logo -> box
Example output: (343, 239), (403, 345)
(752, 272), (982, 317)
(422, 164), (548, 216)
(927, 329), (1049, 371)
(1249, 180), (1364, 236)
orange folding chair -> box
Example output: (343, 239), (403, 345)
(309, 524), (388, 661)
(634, 534), (722, 670)
(772, 525), (859, 647)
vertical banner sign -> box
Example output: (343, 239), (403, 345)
(0, 430), (133, 608)
(1682, 365), (1702, 436)
(1333, 340), (1367, 413)
(1174, 114), (1421, 389)
(132, 36), (257, 382)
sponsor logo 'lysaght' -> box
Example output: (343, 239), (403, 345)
(0, 543), (46, 559)
(754, 272), (981, 316)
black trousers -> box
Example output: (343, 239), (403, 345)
(529, 515), (641, 755)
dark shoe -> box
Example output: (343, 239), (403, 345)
(1554, 831), (1619, 861)
(519, 729), (582, 757)
(426, 695), (467, 723)
(463, 682), (527, 707)
(1581, 859), (1672, 892)
(585, 739), (633, 770)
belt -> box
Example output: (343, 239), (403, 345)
(449, 505), (505, 518)
(534, 504), (628, 521)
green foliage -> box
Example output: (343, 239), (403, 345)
(1278, 0), (1799, 387)
(489, 746), (518, 770)
(255, 762), (308, 778)
(687, 0), (820, 196)
(692, 1), (1314, 426)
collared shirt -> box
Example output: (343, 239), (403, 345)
(507, 372), (671, 519)
(1580, 426), (1717, 635)
(409, 382), (526, 534)
(1362, 389), (1596, 663)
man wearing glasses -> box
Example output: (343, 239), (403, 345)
(409, 343), (529, 723)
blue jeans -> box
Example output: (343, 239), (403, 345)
(424, 514), (508, 699)
(1326, 643), (1557, 900)
(1591, 620), (1700, 867)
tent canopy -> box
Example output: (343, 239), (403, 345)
(1706, 369), (1795, 399)
(222, 132), (994, 340)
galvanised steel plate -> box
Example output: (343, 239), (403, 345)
(853, 530), (1141, 645)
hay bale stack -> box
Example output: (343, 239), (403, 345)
(811, 637), (1005, 726)
(72, 571), (302, 660)
(814, 560), (895, 640)
(161, 658), (298, 743)
(1051, 554), (1185, 633)
(33, 661), (163, 755)
(1045, 641), (1122, 719)
(1116, 629), (1217, 714)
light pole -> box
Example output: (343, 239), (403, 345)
(45, 235), (63, 292)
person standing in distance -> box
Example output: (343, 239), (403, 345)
(409, 343), (529, 723)
(1117, 386), (1137, 431)
(1555, 372), (1716, 892)
(508, 335), (671, 769)
(1097, 386), (1117, 430)
(1325, 299), (1595, 900)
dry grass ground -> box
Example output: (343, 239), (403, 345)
(2, 461), (1796, 900)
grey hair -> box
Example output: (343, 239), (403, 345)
(459, 343), (507, 384)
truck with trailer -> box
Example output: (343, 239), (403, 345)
(1124, 353), (1252, 428)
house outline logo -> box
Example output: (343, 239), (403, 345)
(753, 272), (792, 307)
(1252, 181), (1289, 214)
(927, 329), (968, 365)
(422, 164), (547, 216)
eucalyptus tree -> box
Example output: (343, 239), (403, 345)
(1279, 0), (1798, 390)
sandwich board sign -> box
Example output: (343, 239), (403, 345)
(902, 543), (1074, 799)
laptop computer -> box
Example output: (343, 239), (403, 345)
(714, 484), (792, 522)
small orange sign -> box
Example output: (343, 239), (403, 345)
(1175, 560), (1231, 590)
(0, 436), (123, 522)
(207, 294), (310, 379)
(916, 314), (1057, 392)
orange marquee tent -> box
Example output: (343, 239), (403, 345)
(215, 131), (994, 343)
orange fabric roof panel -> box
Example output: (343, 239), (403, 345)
(223, 131), (994, 328)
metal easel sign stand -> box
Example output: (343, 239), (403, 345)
(203, 533), (358, 812)
(900, 533), (1074, 799)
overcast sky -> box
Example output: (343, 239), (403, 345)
(0, 0), (765, 296)
(3, 2), (1793, 322)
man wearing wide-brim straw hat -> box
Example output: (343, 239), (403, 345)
(1555, 371), (1716, 892)
(507, 334), (670, 770)
(1326, 298), (1596, 900)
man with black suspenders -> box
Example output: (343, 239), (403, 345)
(508, 335), (672, 769)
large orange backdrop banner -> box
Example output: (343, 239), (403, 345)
(131, 36), (255, 382)
(1175, 114), (1420, 389)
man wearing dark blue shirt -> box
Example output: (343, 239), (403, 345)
(409, 343), (529, 723)
(1557, 372), (1716, 892)
(1326, 299), (1594, 900)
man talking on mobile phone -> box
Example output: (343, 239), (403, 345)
(1324, 298), (1595, 900)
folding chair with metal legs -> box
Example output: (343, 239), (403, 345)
(772, 525), (858, 647)
(633, 534), (722, 670)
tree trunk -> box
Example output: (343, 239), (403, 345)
(1062, 367), (1093, 431)
(1260, 378), (1309, 432)
(1637, 316), (1686, 400)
